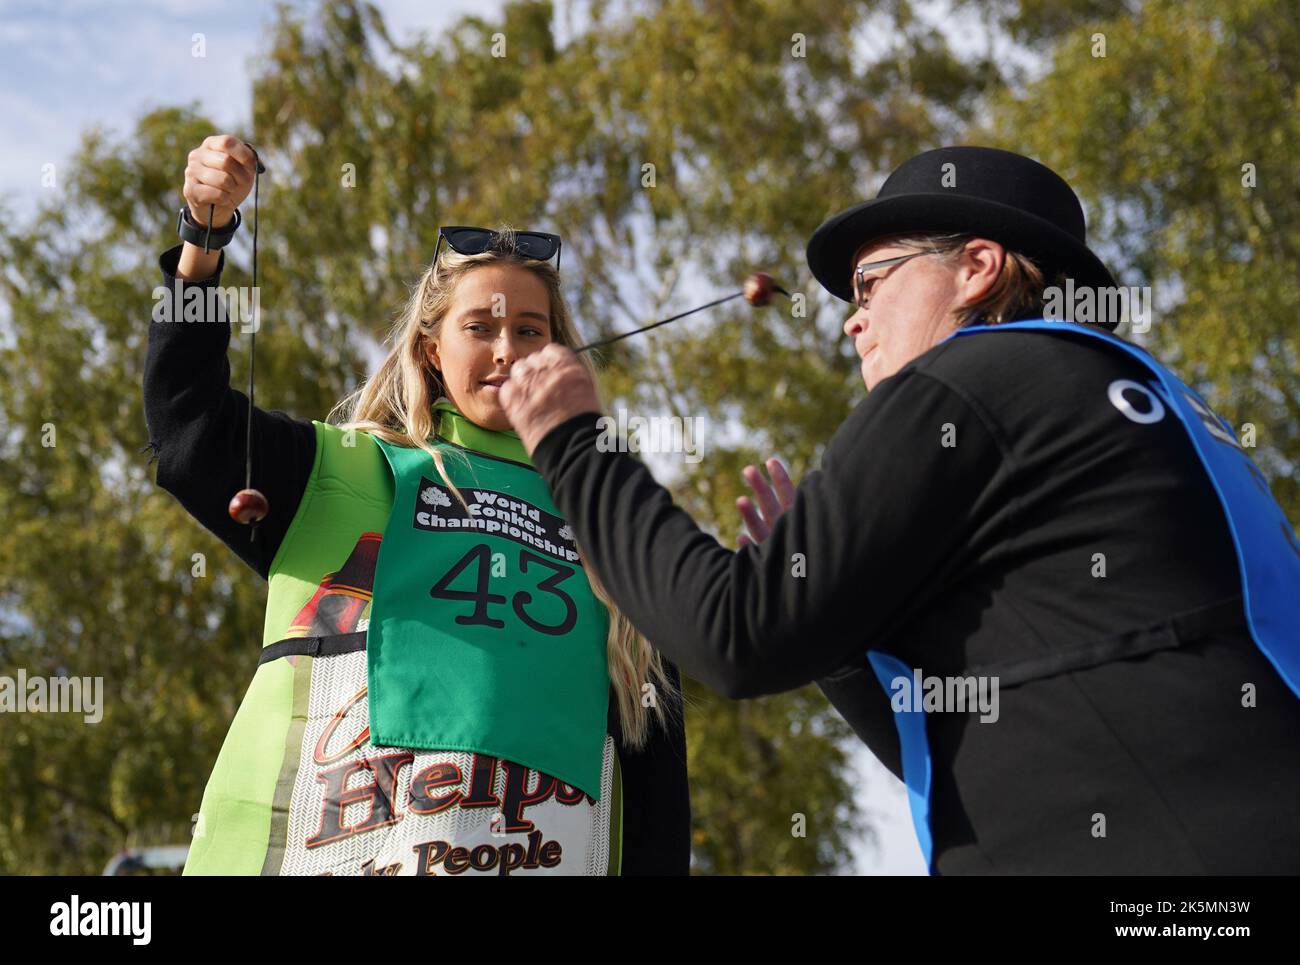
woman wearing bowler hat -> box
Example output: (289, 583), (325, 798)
(499, 145), (1300, 874)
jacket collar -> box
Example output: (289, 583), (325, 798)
(432, 398), (532, 466)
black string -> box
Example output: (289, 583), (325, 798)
(246, 150), (261, 544)
(575, 292), (743, 353)
(573, 284), (791, 354)
(179, 153), (264, 544)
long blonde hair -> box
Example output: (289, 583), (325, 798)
(327, 228), (679, 749)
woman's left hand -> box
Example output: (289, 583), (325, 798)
(500, 343), (604, 455)
(736, 456), (796, 548)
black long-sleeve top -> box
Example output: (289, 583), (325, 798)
(530, 325), (1300, 874)
(143, 243), (690, 875)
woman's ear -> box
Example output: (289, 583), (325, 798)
(427, 339), (441, 373)
(958, 239), (1004, 301)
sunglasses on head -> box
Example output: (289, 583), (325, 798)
(434, 225), (562, 271)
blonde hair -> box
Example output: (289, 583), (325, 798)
(870, 232), (1064, 327)
(327, 227), (679, 749)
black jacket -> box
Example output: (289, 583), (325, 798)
(531, 325), (1300, 874)
(143, 244), (691, 875)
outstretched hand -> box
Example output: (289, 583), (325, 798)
(736, 457), (796, 548)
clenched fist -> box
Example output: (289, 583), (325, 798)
(498, 343), (603, 456)
(183, 134), (261, 230)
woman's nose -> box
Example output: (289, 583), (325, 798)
(843, 309), (867, 338)
(494, 333), (518, 365)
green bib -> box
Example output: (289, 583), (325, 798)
(367, 402), (610, 798)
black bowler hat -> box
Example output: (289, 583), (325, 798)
(807, 146), (1118, 319)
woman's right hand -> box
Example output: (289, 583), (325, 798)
(735, 457), (796, 548)
(182, 134), (260, 230)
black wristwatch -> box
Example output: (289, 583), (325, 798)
(176, 205), (242, 251)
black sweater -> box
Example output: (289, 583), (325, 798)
(143, 244), (691, 876)
(531, 324), (1300, 874)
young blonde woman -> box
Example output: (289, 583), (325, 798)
(143, 135), (689, 876)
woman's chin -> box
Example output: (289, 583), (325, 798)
(471, 396), (511, 430)
(860, 352), (877, 390)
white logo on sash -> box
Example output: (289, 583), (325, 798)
(1179, 389), (1242, 450)
(1107, 379), (1166, 425)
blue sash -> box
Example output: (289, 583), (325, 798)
(868, 319), (1300, 873)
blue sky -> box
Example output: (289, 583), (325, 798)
(0, 0), (926, 875)
(0, 0), (494, 215)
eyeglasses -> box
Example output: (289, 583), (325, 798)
(851, 251), (933, 309)
(434, 225), (563, 271)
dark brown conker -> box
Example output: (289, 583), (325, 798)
(229, 488), (269, 524)
(743, 272), (777, 307)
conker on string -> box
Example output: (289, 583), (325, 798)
(229, 488), (269, 524)
(743, 272), (778, 307)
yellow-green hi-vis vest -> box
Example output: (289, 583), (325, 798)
(182, 404), (623, 876)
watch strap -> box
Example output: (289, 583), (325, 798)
(177, 205), (242, 251)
